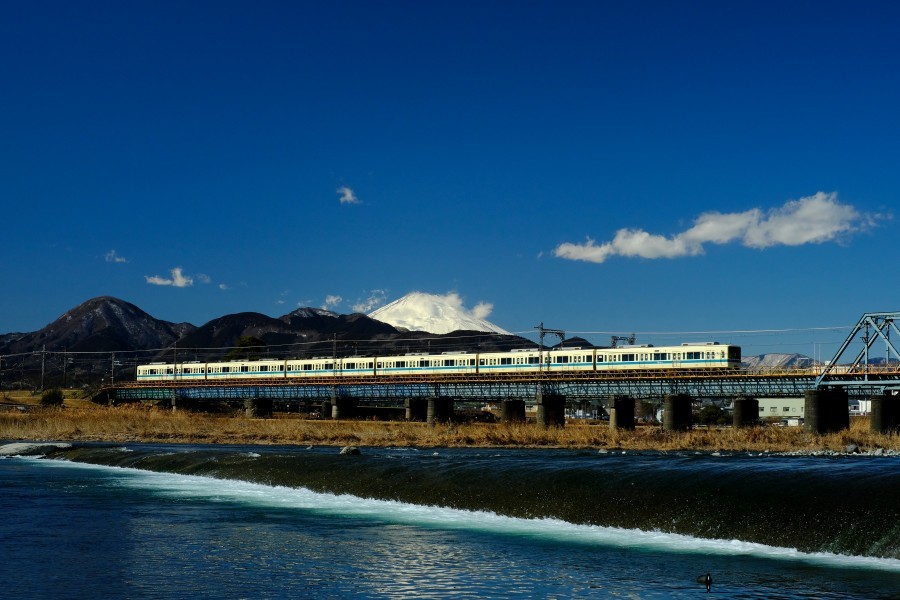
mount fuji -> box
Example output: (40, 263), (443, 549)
(368, 292), (511, 335)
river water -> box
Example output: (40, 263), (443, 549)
(2, 442), (900, 598)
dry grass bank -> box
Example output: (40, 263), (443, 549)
(2, 399), (899, 453)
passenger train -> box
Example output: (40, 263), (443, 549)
(136, 342), (741, 382)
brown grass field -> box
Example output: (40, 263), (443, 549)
(1, 390), (897, 453)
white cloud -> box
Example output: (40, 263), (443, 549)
(352, 289), (388, 313)
(322, 294), (343, 310)
(196, 273), (212, 284)
(219, 283), (230, 290)
(472, 301), (494, 320)
(145, 267), (194, 287)
(105, 249), (128, 263)
(337, 186), (360, 205)
(554, 192), (870, 264)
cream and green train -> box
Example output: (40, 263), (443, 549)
(136, 342), (741, 381)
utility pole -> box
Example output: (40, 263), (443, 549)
(610, 334), (636, 348)
(534, 323), (566, 374)
(172, 342), (177, 411)
(40, 345), (46, 392)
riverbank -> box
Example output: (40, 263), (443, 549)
(2, 400), (898, 453)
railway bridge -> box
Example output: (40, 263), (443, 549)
(99, 311), (900, 432)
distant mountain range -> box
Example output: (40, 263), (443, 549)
(0, 296), (528, 358)
(741, 353), (817, 369)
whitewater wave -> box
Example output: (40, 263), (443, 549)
(21, 456), (900, 574)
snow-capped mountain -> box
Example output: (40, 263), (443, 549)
(368, 292), (511, 335)
(741, 353), (816, 369)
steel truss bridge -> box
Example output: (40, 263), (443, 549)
(107, 368), (900, 407)
(101, 312), (900, 408)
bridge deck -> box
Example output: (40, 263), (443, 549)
(104, 367), (900, 404)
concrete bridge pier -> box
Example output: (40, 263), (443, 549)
(663, 394), (693, 431)
(405, 397), (428, 422)
(732, 396), (759, 428)
(501, 399), (526, 423)
(320, 401), (332, 419)
(608, 396), (635, 430)
(870, 393), (900, 433)
(536, 392), (566, 427)
(805, 388), (849, 433)
(331, 396), (358, 420)
(244, 397), (273, 418)
(427, 396), (454, 424)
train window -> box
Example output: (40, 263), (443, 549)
(325, 363), (334, 370)
(528, 356), (540, 364)
(241, 366), (249, 372)
(479, 359), (486, 366)
(395, 361), (406, 368)
(222, 366), (230, 373)
(166, 368), (173, 374)
(500, 358), (512, 365)
(469, 359), (475, 366)
(556, 356), (568, 363)
(622, 354), (635, 362)
(444, 359), (455, 367)
(260, 365), (268, 372)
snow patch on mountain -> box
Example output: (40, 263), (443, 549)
(368, 292), (510, 335)
(742, 353), (815, 368)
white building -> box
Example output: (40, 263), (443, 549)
(756, 397), (805, 420)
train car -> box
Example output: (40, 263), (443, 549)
(596, 342), (740, 371)
(136, 362), (175, 381)
(545, 347), (596, 372)
(477, 349), (542, 375)
(334, 357), (377, 377)
(375, 351), (477, 377)
(281, 357), (336, 378)
(205, 359), (287, 380)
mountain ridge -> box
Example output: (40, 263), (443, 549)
(0, 296), (525, 356)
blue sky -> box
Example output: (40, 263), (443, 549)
(1, 1), (897, 358)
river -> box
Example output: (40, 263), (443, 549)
(2, 442), (899, 598)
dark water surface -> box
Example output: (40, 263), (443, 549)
(3, 443), (900, 598)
